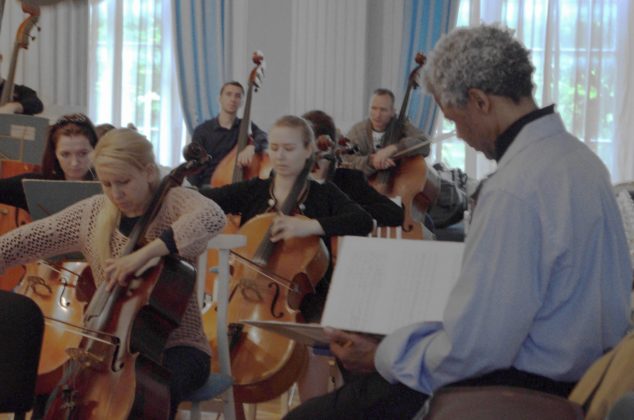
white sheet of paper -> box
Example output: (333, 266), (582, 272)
(321, 236), (464, 335)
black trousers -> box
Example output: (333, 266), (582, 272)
(163, 346), (211, 420)
(284, 368), (575, 420)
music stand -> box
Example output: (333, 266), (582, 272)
(23, 179), (102, 260)
(23, 179), (102, 221)
(0, 114), (48, 164)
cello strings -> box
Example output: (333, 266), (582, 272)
(229, 251), (294, 291)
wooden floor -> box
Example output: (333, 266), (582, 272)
(0, 390), (301, 420)
(176, 387), (302, 420)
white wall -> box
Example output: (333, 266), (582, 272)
(227, 0), (405, 134)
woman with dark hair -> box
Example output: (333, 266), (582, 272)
(302, 109), (403, 228)
(0, 113), (99, 210)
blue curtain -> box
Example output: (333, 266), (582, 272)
(172, 0), (225, 134)
(401, 0), (459, 136)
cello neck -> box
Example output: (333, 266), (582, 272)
(0, 43), (20, 106)
(232, 51), (265, 184)
(380, 52), (426, 150)
(253, 158), (314, 264)
(0, 5), (40, 106)
(232, 81), (255, 183)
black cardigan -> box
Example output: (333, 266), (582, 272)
(200, 177), (374, 322)
(0, 172), (45, 210)
(331, 168), (403, 227)
(200, 177), (373, 237)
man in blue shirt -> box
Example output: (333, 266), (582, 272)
(187, 81), (267, 187)
(285, 23), (632, 420)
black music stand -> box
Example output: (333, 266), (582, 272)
(0, 291), (44, 419)
(23, 179), (101, 260)
(0, 114), (48, 164)
(22, 179), (102, 221)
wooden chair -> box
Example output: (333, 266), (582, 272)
(418, 386), (584, 420)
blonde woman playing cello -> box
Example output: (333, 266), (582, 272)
(0, 128), (226, 419)
(201, 115), (373, 322)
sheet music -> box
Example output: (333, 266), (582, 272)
(321, 236), (464, 335)
(0, 114), (48, 163)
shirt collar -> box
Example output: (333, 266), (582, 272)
(212, 115), (240, 130)
(494, 104), (555, 161)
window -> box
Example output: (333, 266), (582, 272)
(89, 0), (185, 166)
(431, 0), (619, 179)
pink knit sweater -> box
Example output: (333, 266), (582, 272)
(0, 186), (226, 356)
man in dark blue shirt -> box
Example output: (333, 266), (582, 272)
(187, 81), (267, 187)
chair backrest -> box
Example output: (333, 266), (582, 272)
(569, 332), (634, 420)
(369, 196), (403, 238)
(0, 291), (44, 414)
(419, 386), (583, 420)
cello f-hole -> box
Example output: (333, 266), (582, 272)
(268, 282), (284, 318)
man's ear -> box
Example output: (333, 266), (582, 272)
(468, 89), (491, 113)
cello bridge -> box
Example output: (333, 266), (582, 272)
(239, 278), (263, 301)
(66, 347), (105, 370)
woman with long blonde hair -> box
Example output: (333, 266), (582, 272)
(0, 128), (226, 419)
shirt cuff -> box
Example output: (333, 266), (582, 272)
(374, 322), (443, 387)
(159, 227), (178, 254)
(375, 337), (400, 384)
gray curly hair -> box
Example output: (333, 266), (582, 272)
(423, 24), (535, 108)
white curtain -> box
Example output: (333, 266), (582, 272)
(87, 0), (185, 166)
(449, 0), (624, 180)
(614, 0), (634, 183)
(0, 0), (89, 118)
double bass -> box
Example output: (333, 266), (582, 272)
(211, 51), (271, 188)
(206, 158), (329, 403)
(0, 4), (41, 290)
(368, 53), (439, 239)
(0, 2), (39, 107)
(44, 144), (210, 419)
(201, 52), (271, 338)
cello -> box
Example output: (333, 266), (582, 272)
(210, 51), (271, 188)
(44, 144), (210, 419)
(205, 158), (329, 403)
(0, 2), (39, 107)
(14, 260), (95, 395)
(202, 52), (270, 327)
(0, 3), (41, 289)
(368, 53), (439, 239)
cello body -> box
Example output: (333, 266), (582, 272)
(44, 255), (195, 419)
(14, 261), (94, 395)
(0, 204), (30, 290)
(369, 155), (440, 239)
(366, 52), (439, 239)
(0, 160), (38, 290)
(211, 148), (271, 188)
(204, 212), (329, 403)
(0, 159), (40, 178)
